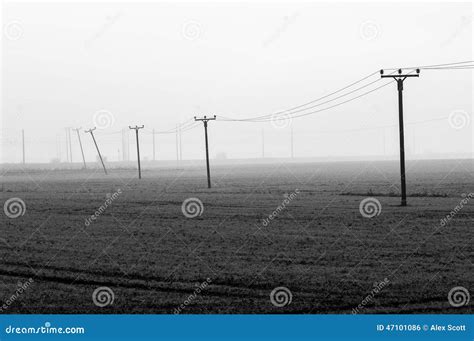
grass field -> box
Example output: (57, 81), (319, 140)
(0, 159), (472, 313)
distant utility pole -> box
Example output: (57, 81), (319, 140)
(21, 129), (25, 164)
(175, 124), (179, 166)
(85, 127), (107, 175)
(381, 68), (420, 206)
(67, 127), (73, 163)
(129, 125), (144, 179)
(179, 125), (183, 161)
(194, 115), (216, 188)
(152, 128), (156, 161)
(261, 128), (265, 158)
(73, 127), (87, 169)
(65, 128), (69, 163)
(291, 125), (294, 159)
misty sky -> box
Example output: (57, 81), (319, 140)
(1, 1), (473, 163)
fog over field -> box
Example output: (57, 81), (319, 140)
(0, 1), (472, 315)
(1, 1), (472, 163)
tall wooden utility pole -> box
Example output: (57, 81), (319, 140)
(380, 68), (420, 206)
(129, 125), (144, 179)
(73, 127), (87, 169)
(194, 115), (216, 188)
(85, 127), (107, 175)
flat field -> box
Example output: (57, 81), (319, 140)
(0, 159), (472, 313)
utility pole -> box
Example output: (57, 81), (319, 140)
(85, 127), (107, 175)
(152, 128), (156, 161)
(175, 124), (179, 166)
(21, 129), (25, 164)
(67, 127), (73, 163)
(129, 125), (144, 179)
(381, 68), (420, 206)
(261, 128), (265, 158)
(73, 127), (87, 169)
(179, 125), (183, 161)
(194, 115), (216, 188)
(291, 125), (294, 159)
(65, 128), (69, 163)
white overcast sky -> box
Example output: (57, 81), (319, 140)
(1, 1), (473, 163)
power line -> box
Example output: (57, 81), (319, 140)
(220, 70), (381, 122)
(257, 79), (395, 122)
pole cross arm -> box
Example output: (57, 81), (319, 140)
(380, 68), (420, 79)
(381, 74), (419, 79)
(194, 115), (217, 122)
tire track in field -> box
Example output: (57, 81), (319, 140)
(0, 261), (270, 301)
(0, 261), (459, 314)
